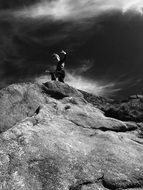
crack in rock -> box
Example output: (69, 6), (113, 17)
(69, 176), (104, 190)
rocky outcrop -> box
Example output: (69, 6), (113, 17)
(43, 81), (83, 99)
(0, 81), (143, 190)
(81, 90), (143, 123)
(103, 97), (143, 122)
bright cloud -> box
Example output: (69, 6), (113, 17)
(35, 72), (121, 97)
(15, 0), (143, 21)
(65, 72), (120, 96)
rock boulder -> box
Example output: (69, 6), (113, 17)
(0, 81), (143, 190)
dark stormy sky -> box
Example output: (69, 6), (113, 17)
(0, 0), (143, 98)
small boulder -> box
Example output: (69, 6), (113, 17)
(43, 81), (83, 99)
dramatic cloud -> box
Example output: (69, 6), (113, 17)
(65, 72), (121, 96)
(34, 60), (121, 97)
(16, 0), (143, 21)
(35, 71), (121, 97)
(0, 0), (143, 98)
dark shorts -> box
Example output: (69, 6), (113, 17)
(51, 70), (65, 83)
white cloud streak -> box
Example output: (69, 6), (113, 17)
(65, 72), (120, 96)
(35, 72), (121, 97)
(16, 0), (143, 21)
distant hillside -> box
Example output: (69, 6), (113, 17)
(80, 90), (143, 122)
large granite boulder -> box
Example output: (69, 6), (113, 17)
(0, 81), (143, 190)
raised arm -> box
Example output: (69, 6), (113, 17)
(60, 50), (67, 62)
(53, 53), (60, 62)
(61, 50), (66, 55)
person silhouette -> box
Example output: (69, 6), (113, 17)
(46, 50), (67, 83)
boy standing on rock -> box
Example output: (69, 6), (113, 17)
(46, 50), (67, 83)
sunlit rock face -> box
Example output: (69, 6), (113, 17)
(0, 81), (143, 190)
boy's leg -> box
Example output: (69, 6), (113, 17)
(58, 73), (65, 83)
(50, 72), (56, 81)
(57, 70), (65, 83)
(58, 76), (64, 83)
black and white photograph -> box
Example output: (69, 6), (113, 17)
(0, 0), (143, 189)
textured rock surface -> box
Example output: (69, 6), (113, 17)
(81, 90), (143, 123)
(0, 81), (143, 190)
